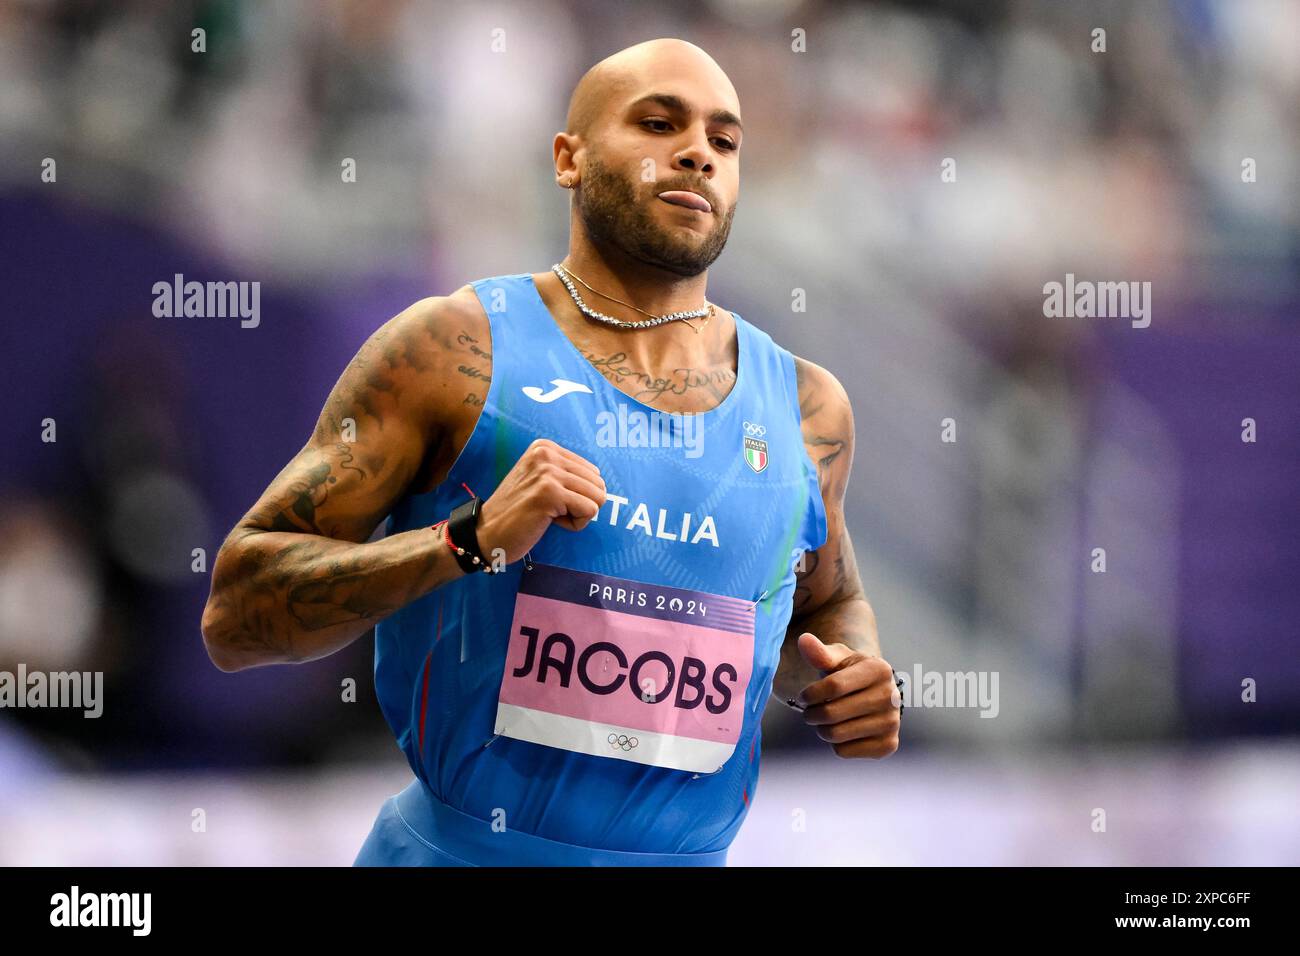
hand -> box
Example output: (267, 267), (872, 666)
(794, 632), (901, 759)
(476, 438), (607, 564)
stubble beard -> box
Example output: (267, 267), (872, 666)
(574, 157), (736, 279)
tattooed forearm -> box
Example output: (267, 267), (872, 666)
(288, 571), (403, 631)
(205, 523), (463, 668)
(211, 436), (442, 663)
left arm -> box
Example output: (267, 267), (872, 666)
(771, 356), (900, 759)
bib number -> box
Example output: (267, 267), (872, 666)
(493, 562), (756, 773)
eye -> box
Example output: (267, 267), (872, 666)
(641, 118), (737, 152)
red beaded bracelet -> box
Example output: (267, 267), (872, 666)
(432, 519), (501, 574)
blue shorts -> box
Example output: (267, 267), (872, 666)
(353, 778), (729, 867)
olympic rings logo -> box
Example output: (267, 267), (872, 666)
(607, 733), (639, 751)
(743, 421), (767, 437)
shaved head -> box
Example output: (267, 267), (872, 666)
(565, 38), (739, 140)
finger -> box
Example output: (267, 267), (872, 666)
(810, 711), (900, 745)
(830, 734), (900, 760)
(795, 632), (856, 673)
(554, 514), (591, 532)
(553, 487), (602, 528)
(555, 469), (606, 510)
(800, 681), (899, 726)
(797, 655), (893, 708)
(541, 441), (604, 482)
(527, 440), (604, 494)
(562, 456), (605, 493)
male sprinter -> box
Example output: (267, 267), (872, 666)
(201, 38), (899, 867)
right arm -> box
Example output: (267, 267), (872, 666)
(200, 293), (607, 673)
(200, 296), (465, 672)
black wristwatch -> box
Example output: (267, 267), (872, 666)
(446, 496), (495, 574)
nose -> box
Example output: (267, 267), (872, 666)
(675, 154), (711, 174)
(672, 134), (714, 177)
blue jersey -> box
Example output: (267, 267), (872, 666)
(361, 273), (826, 864)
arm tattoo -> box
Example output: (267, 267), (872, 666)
(252, 442), (366, 538)
(789, 356), (865, 616)
(457, 330), (492, 361)
(207, 302), (485, 664)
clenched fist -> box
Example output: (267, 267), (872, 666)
(476, 438), (607, 565)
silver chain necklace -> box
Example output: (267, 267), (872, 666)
(551, 263), (713, 330)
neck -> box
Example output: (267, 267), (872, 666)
(559, 244), (708, 319)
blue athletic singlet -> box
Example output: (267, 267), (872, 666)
(354, 273), (826, 866)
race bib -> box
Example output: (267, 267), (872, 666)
(493, 562), (756, 773)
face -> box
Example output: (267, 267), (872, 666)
(575, 82), (742, 278)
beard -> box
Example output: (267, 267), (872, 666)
(574, 156), (736, 278)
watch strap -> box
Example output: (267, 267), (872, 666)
(447, 497), (488, 573)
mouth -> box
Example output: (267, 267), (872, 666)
(656, 190), (712, 214)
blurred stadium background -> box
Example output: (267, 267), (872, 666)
(1, 0), (1297, 865)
